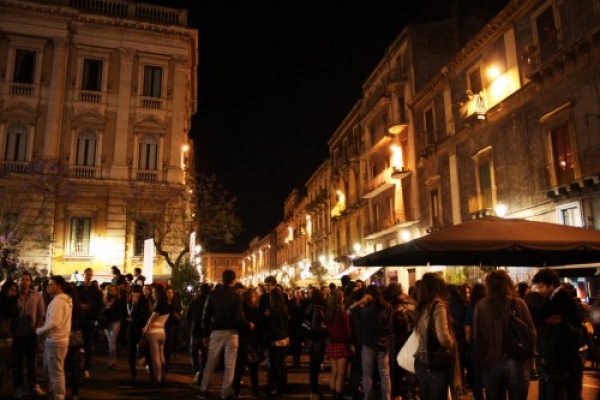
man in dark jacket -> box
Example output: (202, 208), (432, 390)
(197, 270), (253, 400)
(532, 268), (584, 400)
(348, 285), (394, 400)
(76, 268), (103, 379)
(187, 283), (211, 382)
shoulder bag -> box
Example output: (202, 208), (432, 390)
(418, 301), (454, 370)
(503, 298), (537, 361)
(397, 329), (419, 373)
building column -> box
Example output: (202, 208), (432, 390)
(111, 48), (135, 179)
(42, 37), (70, 160)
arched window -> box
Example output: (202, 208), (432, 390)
(5, 124), (28, 161)
(76, 130), (96, 166)
(138, 136), (157, 170)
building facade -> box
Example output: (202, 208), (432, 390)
(0, 0), (198, 279)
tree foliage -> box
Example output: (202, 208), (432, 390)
(126, 173), (242, 272)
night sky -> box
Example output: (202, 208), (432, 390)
(144, 0), (509, 251)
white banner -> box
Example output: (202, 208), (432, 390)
(143, 238), (154, 283)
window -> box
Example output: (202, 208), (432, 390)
(550, 124), (573, 185)
(478, 159), (493, 209)
(431, 188), (441, 229)
(76, 131), (96, 167)
(557, 202), (582, 227)
(138, 136), (158, 170)
(70, 217), (91, 255)
(13, 49), (36, 84)
(143, 66), (162, 98)
(82, 59), (103, 91)
(535, 5), (559, 62)
(424, 107), (436, 145)
(398, 96), (407, 122)
(134, 220), (153, 256)
(468, 67), (483, 94)
(5, 125), (28, 161)
(373, 204), (380, 231)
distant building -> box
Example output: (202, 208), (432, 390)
(202, 252), (244, 284)
(0, 0), (198, 278)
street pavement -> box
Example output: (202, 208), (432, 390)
(1, 350), (599, 399)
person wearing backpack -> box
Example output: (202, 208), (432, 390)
(474, 270), (536, 400)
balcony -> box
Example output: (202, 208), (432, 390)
(544, 145), (600, 197)
(69, 166), (98, 179)
(77, 90), (103, 103)
(70, 0), (188, 26)
(387, 67), (408, 91)
(10, 83), (35, 96)
(362, 167), (394, 199)
(136, 170), (158, 182)
(468, 189), (496, 218)
(1, 161), (28, 174)
(140, 96), (163, 109)
(459, 93), (487, 121)
(391, 167), (411, 180)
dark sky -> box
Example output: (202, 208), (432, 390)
(145, 1), (508, 251)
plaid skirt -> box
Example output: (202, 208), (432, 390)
(326, 342), (350, 360)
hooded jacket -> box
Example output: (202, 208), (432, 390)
(36, 292), (73, 344)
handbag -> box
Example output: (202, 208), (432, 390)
(418, 301), (454, 370)
(137, 335), (149, 358)
(503, 298), (537, 361)
(397, 330), (419, 373)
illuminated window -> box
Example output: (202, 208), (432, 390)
(430, 188), (441, 229)
(70, 217), (91, 255)
(468, 67), (483, 94)
(550, 124), (573, 185)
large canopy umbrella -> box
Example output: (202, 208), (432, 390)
(353, 217), (600, 267)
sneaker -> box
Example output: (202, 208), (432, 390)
(84, 370), (91, 379)
(32, 385), (46, 396)
(12, 388), (23, 399)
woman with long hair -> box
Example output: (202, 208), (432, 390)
(305, 287), (327, 399)
(233, 289), (262, 398)
(142, 285), (170, 386)
(266, 287), (289, 395)
(164, 286), (182, 373)
(102, 284), (125, 368)
(474, 270), (535, 400)
(413, 273), (458, 399)
(325, 289), (352, 400)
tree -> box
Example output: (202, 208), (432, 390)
(126, 173), (242, 273)
(0, 160), (75, 278)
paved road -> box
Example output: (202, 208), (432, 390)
(1, 351), (599, 399)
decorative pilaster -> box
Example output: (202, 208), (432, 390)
(42, 37), (69, 160)
(111, 48), (136, 179)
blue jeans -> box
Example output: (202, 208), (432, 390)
(538, 354), (583, 400)
(104, 321), (121, 365)
(415, 358), (451, 400)
(361, 346), (391, 400)
(200, 330), (239, 399)
(482, 358), (530, 400)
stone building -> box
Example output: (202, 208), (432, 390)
(0, 0), (198, 279)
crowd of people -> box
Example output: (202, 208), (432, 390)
(0, 265), (597, 400)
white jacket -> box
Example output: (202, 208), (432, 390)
(36, 293), (72, 344)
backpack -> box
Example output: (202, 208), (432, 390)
(503, 298), (537, 361)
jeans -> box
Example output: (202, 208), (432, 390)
(65, 346), (82, 396)
(43, 340), (69, 400)
(147, 330), (166, 383)
(81, 320), (95, 371)
(481, 358), (530, 400)
(309, 348), (325, 394)
(415, 358), (451, 400)
(361, 346), (391, 400)
(200, 330), (239, 399)
(233, 343), (259, 395)
(104, 321), (121, 365)
(12, 334), (38, 389)
(128, 328), (144, 379)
